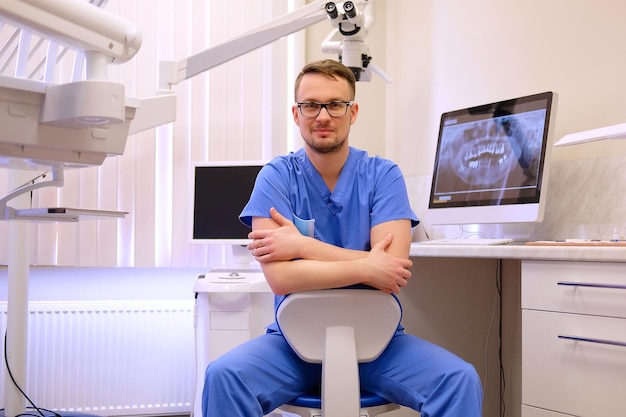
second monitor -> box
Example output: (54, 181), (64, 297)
(423, 91), (558, 237)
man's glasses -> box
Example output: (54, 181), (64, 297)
(296, 101), (353, 118)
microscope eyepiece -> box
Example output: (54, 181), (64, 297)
(343, 1), (357, 18)
(325, 2), (338, 19)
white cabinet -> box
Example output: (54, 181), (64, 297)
(521, 261), (626, 417)
(192, 272), (274, 417)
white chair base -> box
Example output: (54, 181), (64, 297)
(275, 289), (403, 417)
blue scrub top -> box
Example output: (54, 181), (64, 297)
(240, 147), (418, 328)
(240, 147), (418, 248)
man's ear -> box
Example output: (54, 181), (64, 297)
(350, 102), (359, 125)
(292, 105), (301, 126)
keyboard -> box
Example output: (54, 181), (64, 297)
(417, 238), (514, 246)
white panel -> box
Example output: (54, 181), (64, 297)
(210, 311), (250, 330)
(0, 300), (194, 416)
(208, 292), (251, 312)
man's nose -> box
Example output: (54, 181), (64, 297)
(317, 106), (333, 119)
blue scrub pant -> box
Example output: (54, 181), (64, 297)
(201, 329), (483, 417)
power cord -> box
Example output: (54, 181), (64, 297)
(496, 259), (505, 417)
(482, 259), (500, 398)
(3, 330), (62, 417)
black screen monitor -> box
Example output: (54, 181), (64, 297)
(192, 161), (265, 244)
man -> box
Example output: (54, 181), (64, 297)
(201, 59), (483, 417)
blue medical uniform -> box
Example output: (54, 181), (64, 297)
(201, 147), (483, 417)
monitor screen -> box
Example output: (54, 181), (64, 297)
(424, 91), (557, 226)
(192, 161), (265, 244)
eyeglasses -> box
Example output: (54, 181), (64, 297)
(296, 101), (353, 118)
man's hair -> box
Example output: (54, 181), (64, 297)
(294, 59), (356, 101)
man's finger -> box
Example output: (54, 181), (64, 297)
(269, 207), (293, 226)
(371, 233), (393, 252)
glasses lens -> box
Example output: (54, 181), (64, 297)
(326, 102), (348, 116)
(299, 102), (322, 117)
(298, 102), (350, 117)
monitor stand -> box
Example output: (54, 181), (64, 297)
(461, 223), (537, 242)
(210, 244), (262, 273)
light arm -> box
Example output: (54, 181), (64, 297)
(159, 0), (329, 90)
(159, 0), (388, 89)
(0, 0), (142, 76)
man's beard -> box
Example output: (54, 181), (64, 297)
(304, 128), (347, 154)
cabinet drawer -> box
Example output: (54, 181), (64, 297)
(522, 310), (626, 416)
(522, 260), (626, 317)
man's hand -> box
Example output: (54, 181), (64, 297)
(360, 233), (413, 294)
(248, 207), (307, 262)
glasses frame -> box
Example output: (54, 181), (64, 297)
(296, 101), (353, 118)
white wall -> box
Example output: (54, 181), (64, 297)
(386, 0), (626, 185)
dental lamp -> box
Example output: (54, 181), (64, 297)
(0, 0), (385, 170)
(0, 0), (176, 169)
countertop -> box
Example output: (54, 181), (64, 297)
(410, 242), (626, 262)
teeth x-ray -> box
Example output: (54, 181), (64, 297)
(426, 92), (555, 225)
(435, 109), (546, 195)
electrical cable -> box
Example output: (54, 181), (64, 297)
(496, 259), (506, 417)
(0, 411), (43, 417)
(482, 259), (501, 397)
(3, 330), (56, 417)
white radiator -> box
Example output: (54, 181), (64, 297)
(0, 300), (195, 417)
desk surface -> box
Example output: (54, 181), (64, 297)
(410, 242), (626, 262)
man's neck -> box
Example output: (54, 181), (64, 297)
(306, 146), (349, 192)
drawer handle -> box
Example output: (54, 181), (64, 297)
(558, 334), (626, 348)
(557, 281), (626, 290)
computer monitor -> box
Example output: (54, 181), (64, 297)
(191, 161), (265, 268)
(424, 91), (557, 238)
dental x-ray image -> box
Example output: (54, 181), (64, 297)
(429, 92), (553, 208)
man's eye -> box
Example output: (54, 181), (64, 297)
(302, 103), (319, 110)
(327, 102), (342, 109)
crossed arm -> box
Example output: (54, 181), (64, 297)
(248, 207), (413, 295)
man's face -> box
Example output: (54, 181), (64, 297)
(292, 73), (358, 154)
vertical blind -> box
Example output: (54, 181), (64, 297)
(0, 0), (306, 267)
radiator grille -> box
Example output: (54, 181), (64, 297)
(0, 300), (194, 416)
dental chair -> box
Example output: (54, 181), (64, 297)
(275, 288), (402, 417)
